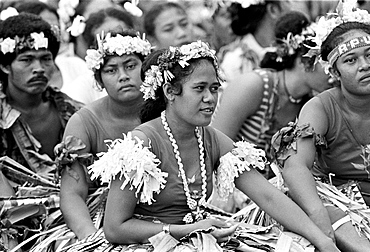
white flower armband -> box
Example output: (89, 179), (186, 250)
(216, 141), (267, 200)
(88, 132), (168, 205)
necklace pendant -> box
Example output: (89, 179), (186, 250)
(187, 198), (197, 210)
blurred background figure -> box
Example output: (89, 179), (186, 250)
(62, 7), (138, 104)
(210, 1), (237, 53)
(218, 0), (292, 98)
(142, 1), (194, 50)
(289, 0), (337, 21)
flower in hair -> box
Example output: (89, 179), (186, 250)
(31, 33), (48, 50)
(275, 27), (315, 62)
(0, 32), (48, 55)
(141, 66), (163, 100)
(85, 32), (152, 72)
(305, 0), (370, 72)
(0, 38), (15, 54)
(67, 15), (86, 37)
(0, 7), (18, 21)
(231, 0), (264, 8)
(141, 40), (222, 100)
(58, 0), (79, 25)
(124, 0), (143, 17)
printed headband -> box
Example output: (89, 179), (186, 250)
(328, 35), (370, 66)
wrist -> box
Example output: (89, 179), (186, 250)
(314, 236), (335, 251)
(162, 223), (171, 235)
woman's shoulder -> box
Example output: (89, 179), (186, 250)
(133, 118), (163, 144)
(316, 87), (341, 98)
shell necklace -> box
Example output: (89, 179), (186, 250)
(161, 111), (208, 223)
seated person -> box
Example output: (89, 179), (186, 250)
(271, 1), (370, 251)
(0, 13), (82, 251)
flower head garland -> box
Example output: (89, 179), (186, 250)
(141, 40), (223, 100)
(85, 32), (152, 72)
(0, 32), (49, 55)
(305, 0), (370, 73)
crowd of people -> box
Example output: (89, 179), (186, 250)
(1, 0), (370, 252)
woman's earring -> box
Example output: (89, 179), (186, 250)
(169, 97), (174, 105)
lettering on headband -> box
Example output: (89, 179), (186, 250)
(328, 36), (370, 66)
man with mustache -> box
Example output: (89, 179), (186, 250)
(0, 13), (82, 251)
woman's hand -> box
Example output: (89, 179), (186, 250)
(309, 208), (336, 242)
(192, 219), (238, 243)
(314, 236), (340, 252)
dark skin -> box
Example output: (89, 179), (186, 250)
(0, 49), (60, 197)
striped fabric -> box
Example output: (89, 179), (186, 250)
(236, 69), (279, 158)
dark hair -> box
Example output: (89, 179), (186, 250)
(83, 7), (134, 49)
(139, 49), (216, 123)
(260, 11), (314, 71)
(14, 0), (59, 20)
(321, 22), (370, 62)
(93, 29), (147, 89)
(143, 2), (187, 38)
(0, 13), (60, 61)
(0, 13), (60, 86)
(228, 0), (282, 36)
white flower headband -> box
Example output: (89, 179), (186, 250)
(0, 32), (48, 55)
(140, 40), (223, 101)
(85, 32), (152, 72)
(305, 0), (370, 73)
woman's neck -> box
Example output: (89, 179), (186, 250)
(253, 18), (275, 48)
(281, 70), (310, 101)
(164, 110), (196, 142)
(105, 96), (143, 119)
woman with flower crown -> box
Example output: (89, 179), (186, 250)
(25, 30), (153, 252)
(212, 11), (332, 184)
(79, 40), (341, 252)
(270, 0), (370, 251)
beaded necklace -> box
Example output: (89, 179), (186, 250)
(161, 111), (208, 223)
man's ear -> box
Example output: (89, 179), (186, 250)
(0, 65), (10, 74)
(162, 82), (175, 101)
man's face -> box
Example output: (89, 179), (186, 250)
(5, 49), (54, 95)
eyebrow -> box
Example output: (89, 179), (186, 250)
(105, 56), (139, 66)
(18, 51), (52, 57)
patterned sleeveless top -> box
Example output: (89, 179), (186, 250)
(236, 69), (280, 158)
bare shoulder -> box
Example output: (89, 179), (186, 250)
(298, 96), (328, 135)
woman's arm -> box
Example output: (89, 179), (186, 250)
(104, 171), (237, 244)
(282, 98), (334, 240)
(103, 130), (235, 244)
(235, 168), (338, 251)
(211, 71), (264, 140)
(60, 114), (97, 240)
(60, 163), (97, 239)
